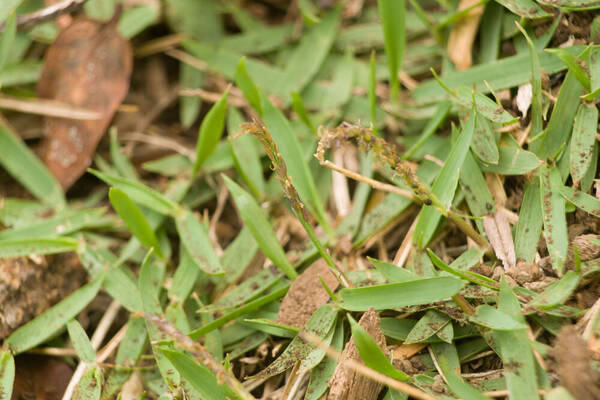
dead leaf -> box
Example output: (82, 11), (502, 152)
(447, 0), (485, 71)
(37, 13), (132, 189)
(483, 212), (516, 270)
(328, 308), (386, 400)
(516, 83), (533, 118)
(277, 259), (339, 329)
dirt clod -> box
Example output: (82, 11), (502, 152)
(277, 259), (339, 329)
(506, 260), (542, 285)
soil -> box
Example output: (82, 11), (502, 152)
(276, 259), (340, 329)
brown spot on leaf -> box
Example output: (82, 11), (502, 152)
(37, 13), (132, 189)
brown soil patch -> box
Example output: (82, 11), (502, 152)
(276, 259), (339, 329)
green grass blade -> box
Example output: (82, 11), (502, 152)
(540, 165), (568, 275)
(109, 188), (163, 258)
(471, 112), (499, 165)
(322, 51), (354, 111)
(429, 342), (490, 400)
(291, 91), (316, 134)
(516, 22), (543, 137)
(478, 3), (502, 63)
(479, 142), (541, 175)
(305, 320), (344, 400)
(0, 237), (78, 257)
(339, 277), (466, 311)
(234, 57), (263, 115)
(5, 273), (103, 354)
(66, 319), (96, 364)
(180, 63), (204, 128)
(348, 314), (410, 381)
(460, 150), (496, 217)
(559, 186), (600, 218)
(403, 100), (452, 159)
(404, 310), (450, 344)
(514, 180), (543, 262)
(277, 8), (340, 100)
(175, 210), (224, 275)
(160, 349), (226, 400)
(493, 0), (550, 17)
(369, 257), (419, 283)
(377, 0), (405, 100)
(546, 48), (590, 91)
(253, 305), (337, 380)
(224, 176), (297, 279)
(528, 270), (580, 309)
(470, 305), (527, 330)
(109, 128), (138, 181)
(193, 87), (230, 174)
(89, 169), (179, 215)
(569, 103), (598, 183)
(414, 107), (476, 247)
(590, 47), (600, 94)
(0, 124), (65, 207)
(0, 350), (14, 400)
(74, 367), (102, 400)
(0, 12), (16, 71)
(530, 71), (584, 159)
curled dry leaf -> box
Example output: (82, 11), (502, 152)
(37, 14), (132, 189)
(277, 259), (339, 329)
(447, 0), (485, 71)
(483, 212), (516, 270)
(328, 308), (387, 400)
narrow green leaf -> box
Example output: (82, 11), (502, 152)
(429, 342), (490, 400)
(569, 103), (598, 183)
(6, 274), (103, 354)
(471, 112), (499, 165)
(559, 186), (600, 218)
(180, 64), (204, 128)
(277, 8), (340, 100)
(348, 315), (410, 381)
(414, 107), (475, 247)
(88, 169), (179, 215)
(369, 51), (378, 136)
(540, 165), (568, 275)
(205, 268), (280, 312)
(479, 143), (541, 175)
(514, 180), (543, 262)
(305, 320), (343, 400)
(160, 349), (226, 400)
(0, 125), (65, 207)
(460, 150), (496, 217)
(428, 249), (499, 290)
(369, 257), (419, 283)
(224, 176), (296, 279)
(73, 367), (102, 400)
(479, 3), (502, 63)
(405, 310), (451, 344)
(233, 57), (262, 113)
(590, 47), (600, 94)
(377, 0), (405, 100)
(321, 51), (354, 111)
(109, 188), (163, 258)
(253, 305), (337, 379)
(456, 88), (518, 125)
(193, 87), (230, 174)
(0, 12), (16, 71)
(169, 244), (201, 303)
(403, 100), (452, 159)
(529, 270), (580, 309)
(291, 91), (316, 134)
(547, 48), (590, 90)
(0, 350), (14, 400)
(0, 237), (78, 258)
(67, 319), (96, 364)
(493, 0), (550, 18)
(470, 305), (527, 330)
(340, 277), (466, 311)
(515, 22), (543, 137)
(109, 128), (138, 181)
(175, 210), (224, 275)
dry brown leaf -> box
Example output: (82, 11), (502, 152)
(328, 308), (387, 400)
(483, 212), (516, 270)
(276, 259), (339, 329)
(37, 13), (132, 189)
(447, 0), (485, 71)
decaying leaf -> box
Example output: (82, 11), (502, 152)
(37, 14), (132, 189)
(447, 0), (485, 71)
(328, 309), (386, 400)
(277, 259), (340, 329)
(483, 212), (516, 270)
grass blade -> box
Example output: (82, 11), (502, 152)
(559, 186), (600, 217)
(340, 277), (466, 311)
(470, 305), (527, 330)
(377, 0), (405, 100)
(66, 319), (96, 364)
(0, 237), (78, 257)
(193, 87), (230, 175)
(0, 12), (16, 71)
(109, 187), (163, 258)
(569, 103), (598, 184)
(234, 57), (262, 114)
(528, 270), (580, 309)
(471, 112), (499, 165)
(514, 180), (543, 262)
(0, 124), (65, 207)
(0, 350), (14, 400)
(5, 273), (103, 354)
(540, 165), (568, 275)
(224, 176), (297, 279)
(175, 209), (224, 275)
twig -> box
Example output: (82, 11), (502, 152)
(0, 0), (88, 32)
(299, 331), (440, 400)
(0, 94), (101, 120)
(147, 314), (256, 400)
